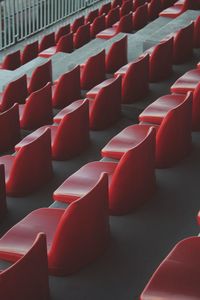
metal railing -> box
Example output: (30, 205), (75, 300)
(0, 0), (105, 50)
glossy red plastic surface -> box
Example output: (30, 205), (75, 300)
(21, 41), (39, 65)
(0, 50), (21, 70)
(148, 0), (162, 21)
(85, 9), (99, 24)
(39, 32), (55, 52)
(86, 78), (116, 99)
(73, 23), (90, 49)
(55, 24), (70, 43)
(120, 0), (133, 17)
(159, 0), (190, 18)
(0, 174), (110, 276)
(28, 60), (52, 94)
(132, 3), (148, 30)
(171, 68), (200, 94)
(106, 35), (127, 73)
(99, 2), (111, 15)
(90, 14), (106, 38)
(71, 16), (85, 33)
(105, 6), (120, 28)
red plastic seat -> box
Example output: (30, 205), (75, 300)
(97, 12), (132, 39)
(0, 233), (49, 300)
(112, 0), (122, 8)
(132, 3), (148, 30)
(54, 126), (156, 215)
(142, 37), (173, 82)
(140, 92), (192, 168)
(120, 0), (133, 17)
(0, 128), (53, 196)
(159, 0), (190, 18)
(73, 23), (90, 49)
(19, 83), (53, 130)
(81, 50), (106, 90)
(99, 2), (111, 15)
(52, 65), (81, 108)
(133, 0), (147, 10)
(114, 54), (149, 103)
(172, 22), (194, 64)
(28, 60), (52, 94)
(86, 77), (116, 99)
(55, 24), (70, 43)
(0, 173), (110, 276)
(21, 41), (39, 65)
(39, 33), (74, 58)
(140, 237), (200, 300)
(0, 50), (21, 71)
(148, 0), (162, 21)
(71, 15), (85, 33)
(105, 6), (120, 28)
(0, 165), (7, 220)
(170, 68), (200, 94)
(39, 32), (55, 52)
(18, 100), (89, 161)
(0, 104), (21, 152)
(85, 9), (99, 24)
(106, 35), (128, 73)
(194, 16), (200, 48)
(90, 14), (106, 38)
(0, 75), (28, 112)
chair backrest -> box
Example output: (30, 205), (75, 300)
(110, 126), (156, 214)
(21, 41), (39, 65)
(116, 12), (133, 33)
(1, 74), (28, 111)
(55, 24), (70, 43)
(106, 6), (120, 27)
(52, 65), (81, 109)
(149, 37), (173, 82)
(56, 32), (74, 53)
(0, 233), (49, 300)
(21, 82), (53, 130)
(173, 22), (194, 64)
(132, 3), (148, 30)
(0, 165), (7, 220)
(112, 0), (122, 8)
(71, 15), (85, 33)
(148, 0), (162, 21)
(133, 0), (146, 10)
(90, 76), (122, 130)
(90, 14), (106, 38)
(99, 2), (111, 15)
(156, 92), (192, 167)
(73, 23), (90, 49)
(120, 0), (133, 16)
(106, 35), (128, 73)
(194, 16), (200, 48)
(39, 32), (55, 52)
(191, 81), (200, 131)
(8, 128), (53, 196)
(122, 54), (149, 103)
(0, 103), (21, 152)
(81, 49), (106, 90)
(52, 99), (90, 160)
(1, 50), (21, 70)
(49, 173), (109, 276)
(28, 60), (52, 94)
(85, 9), (99, 24)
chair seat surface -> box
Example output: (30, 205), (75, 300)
(159, 5), (182, 18)
(39, 47), (56, 58)
(53, 100), (84, 123)
(114, 63), (132, 77)
(171, 69), (200, 94)
(86, 78), (115, 99)
(96, 28), (116, 39)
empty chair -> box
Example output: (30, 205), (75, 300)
(99, 2), (111, 15)
(52, 65), (81, 108)
(71, 15), (85, 33)
(73, 23), (90, 49)
(112, 0), (122, 8)
(105, 6), (120, 28)
(0, 104), (21, 152)
(0, 128), (53, 196)
(90, 14), (106, 38)
(28, 60), (52, 94)
(0, 174), (110, 276)
(106, 35), (128, 73)
(39, 33), (74, 58)
(85, 9), (99, 24)
(172, 22), (194, 64)
(0, 165), (7, 220)
(114, 54), (149, 103)
(0, 75), (28, 112)
(132, 3), (148, 30)
(97, 12), (133, 39)
(141, 37), (173, 82)
(133, 0), (147, 10)
(39, 32), (55, 52)
(171, 68), (200, 94)
(55, 24), (70, 43)
(139, 92), (192, 168)
(21, 41), (39, 65)
(159, 0), (191, 18)
(19, 83), (53, 130)
(140, 237), (200, 300)
(81, 50), (106, 90)
(120, 0), (133, 17)
(53, 126), (156, 215)
(148, 0), (162, 21)
(57, 76), (121, 130)
(0, 50), (21, 70)
(18, 100), (89, 161)
(194, 16), (200, 48)
(0, 233), (49, 300)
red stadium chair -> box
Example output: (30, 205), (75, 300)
(112, 0), (122, 8)
(160, 0), (191, 18)
(90, 14), (106, 38)
(85, 9), (99, 24)
(105, 6), (120, 28)
(55, 24), (70, 43)
(28, 60), (52, 94)
(39, 32), (55, 52)
(148, 0), (162, 21)
(0, 50), (21, 70)
(73, 23), (90, 49)
(132, 3), (148, 30)
(21, 41), (39, 65)
(120, 0), (133, 17)
(71, 15), (85, 33)
(99, 2), (111, 15)
(171, 68), (200, 94)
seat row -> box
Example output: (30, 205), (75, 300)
(160, 0), (200, 18)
